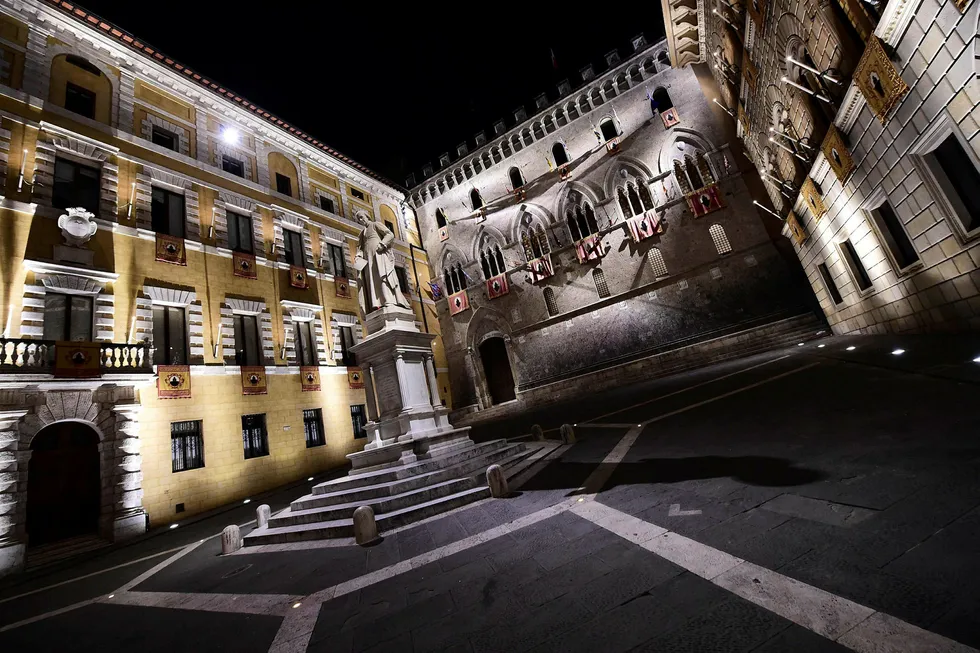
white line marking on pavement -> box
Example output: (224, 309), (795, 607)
(101, 591), (303, 617)
(114, 539), (205, 593)
(574, 501), (977, 653)
(0, 545), (186, 605)
(584, 354), (791, 423)
(0, 598), (100, 633)
(668, 504), (702, 517)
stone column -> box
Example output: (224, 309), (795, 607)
(0, 409), (28, 578)
(393, 351), (412, 412)
(424, 354), (441, 407)
(110, 403), (146, 541)
(363, 364), (380, 422)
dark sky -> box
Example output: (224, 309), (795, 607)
(80, 2), (664, 186)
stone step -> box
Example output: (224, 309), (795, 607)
(243, 486), (491, 546)
(273, 477), (479, 527)
(312, 439), (515, 495)
(501, 442), (562, 481)
(294, 443), (527, 510)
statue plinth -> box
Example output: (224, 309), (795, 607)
(347, 305), (472, 474)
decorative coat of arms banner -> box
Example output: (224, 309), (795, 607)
(743, 53), (758, 90)
(854, 36), (909, 125)
(661, 108), (680, 129)
(241, 365), (268, 395)
(528, 255), (554, 283)
(786, 212), (809, 246)
(822, 125), (855, 184)
(748, 0), (767, 30)
(686, 185), (725, 217)
(53, 341), (101, 378)
(289, 265), (308, 289)
(487, 274), (509, 299)
(626, 211), (663, 243)
(335, 276), (351, 298)
(300, 366), (320, 392)
(158, 364), (191, 398)
(155, 233), (186, 266)
(800, 177), (828, 222)
(575, 234), (606, 264)
(347, 366), (365, 389)
(233, 251), (257, 279)
(449, 289), (470, 315)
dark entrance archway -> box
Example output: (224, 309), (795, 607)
(479, 337), (516, 405)
(27, 421), (101, 547)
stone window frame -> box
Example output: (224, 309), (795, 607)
(281, 301), (328, 367)
(32, 127), (119, 221)
(139, 112), (191, 157)
(213, 192), (263, 254)
(858, 187), (922, 278)
(213, 139), (254, 181)
(135, 167), (200, 241)
(908, 110), (980, 245)
(330, 312), (362, 366)
(273, 210), (315, 271)
(20, 261), (116, 341)
(139, 285), (205, 365)
(836, 236), (875, 297)
(815, 259), (845, 308)
(219, 298), (274, 366)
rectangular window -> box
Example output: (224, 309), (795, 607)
(319, 195), (336, 213)
(839, 239), (873, 292)
(294, 320), (316, 366)
(151, 187), (186, 238)
(303, 408), (325, 448)
(151, 126), (178, 152)
(327, 243), (347, 278)
(350, 404), (367, 439)
(42, 293), (93, 342)
(817, 262), (844, 305)
(241, 414), (269, 459)
(283, 228), (305, 267)
(275, 173), (292, 197)
(222, 155), (245, 178)
(64, 81), (96, 119)
(53, 158), (101, 212)
(868, 201), (919, 271)
(927, 134), (980, 236)
(152, 305), (188, 365)
(384, 220), (397, 237)
(171, 420), (204, 472)
(227, 212), (254, 254)
(233, 314), (262, 366)
(338, 326), (356, 367)
(350, 188), (365, 201)
(395, 266), (410, 294)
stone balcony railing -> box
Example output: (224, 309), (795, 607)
(0, 338), (153, 376)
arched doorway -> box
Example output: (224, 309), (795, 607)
(27, 422), (101, 547)
(479, 337), (516, 405)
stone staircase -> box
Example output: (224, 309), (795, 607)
(243, 439), (555, 546)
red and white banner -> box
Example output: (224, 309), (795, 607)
(626, 211), (662, 243)
(528, 255), (554, 283)
(575, 234), (606, 264)
(686, 185), (725, 217)
(487, 274), (509, 299)
(661, 108), (680, 128)
(438, 226), (449, 241)
(449, 290), (470, 315)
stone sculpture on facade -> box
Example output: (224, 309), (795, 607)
(354, 210), (409, 317)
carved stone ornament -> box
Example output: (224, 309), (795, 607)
(58, 207), (98, 247)
(854, 36), (909, 125)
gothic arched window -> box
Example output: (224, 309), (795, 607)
(509, 167), (525, 190)
(436, 208), (447, 228)
(638, 182), (654, 210)
(552, 142), (569, 166)
(470, 189), (484, 211)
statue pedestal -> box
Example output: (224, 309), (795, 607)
(347, 306), (471, 473)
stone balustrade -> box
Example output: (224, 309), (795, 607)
(0, 338), (152, 375)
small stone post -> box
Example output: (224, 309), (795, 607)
(530, 424), (544, 441)
(486, 464), (509, 498)
(221, 525), (242, 554)
(560, 423), (576, 444)
(353, 506), (378, 545)
(256, 504), (271, 529)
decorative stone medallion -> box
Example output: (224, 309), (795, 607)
(58, 207), (98, 247)
(786, 211), (809, 245)
(800, 177), (828, 222)
(822, 125), (855, 184)
(854, 36), (909, 125)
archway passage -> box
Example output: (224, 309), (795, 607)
(27, 422), (101, 547)
(479, 337), (516, 405)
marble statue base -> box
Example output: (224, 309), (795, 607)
(347, 305), (471, 473)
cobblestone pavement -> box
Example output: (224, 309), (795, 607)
(1, 334), (979, 652)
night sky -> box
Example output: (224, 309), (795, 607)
(80, 2), (664, 186)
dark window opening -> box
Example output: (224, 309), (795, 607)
(275, 172), (293, 197)
(152, 126), (178, 151)
(930, 135), (980, 233)
(840, 239), (873, 291)
(43, 293), (93, 342)
(171, 420), (204, 472)
(338, 325), (357, 367)
(470, 189), (484, 210)
(351, 188), (366, 201)
(233, 314), (262, 366)
(319, 195), (336, 213)
(53, 158), (101, 212)
(222, 155), (245, 178)
(283, 228), (305, 267)
(869, 201), (919, 270)
(436, 209), (448, 228)
(817, 262), (844, 305)
(303, 408), (325, 448)
(600, 119), (619, 141)
(152, 305), (188, 365)
(326, 243), (347, 278)
(651, 87), (673, 114)
(294, 320), (316, 366)
(384, 219), (397, 237)
(350, 404), (367, 439)
(65, 54), (102, 76)
(241, 414), (269, 459)
(395, 265), (410, 294)
(509, 167), (525, 189)
(228, 212), (254, 254)
(151, 186), (186, 238)
(552, 142), (570, 166)
(64, 81), (96, 119)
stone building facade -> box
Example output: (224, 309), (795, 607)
(0, 0), (446, 575)
(669, 0), (980, 333)
(406, 37), (821, 417)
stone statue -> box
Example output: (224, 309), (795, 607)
(354, 210), (409, 316)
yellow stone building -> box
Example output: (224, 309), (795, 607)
(0, 0), (446, 575)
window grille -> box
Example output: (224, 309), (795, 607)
(242, 414), (269, 459)
(303, 408), (325, 448)
(172, 420), (204, 472)
(709, 224), (732, 255)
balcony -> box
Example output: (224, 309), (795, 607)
(0, 338), (153, 377)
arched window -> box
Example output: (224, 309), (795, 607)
(450, 265), (462, 293)
(566, 195), (599, 240)
(436, 208), (448, 228)
(673, 160), (693, 194)
(593, 268), (610, 298)
(552, 142), (569, 167)
(638, 182), (654, 210)
(509, 167), (525, 190)
(566, 102), (579, 121)
(470, 188), (484, 211)
(628, 184), (643, 216)
(485, 151), (496, 167)
(472, 159), (482, 174)
(567, 211), (582, 241)
(444, 268), (452, 293)
(658, 51), (670, 67)
(647, 248), (668, 278)
(480, 250), (492, 279)
(501, 141), (513, 157)
(695, 152), (715, 185)
(590, 88), (604, 107)
(685, 155), (705, 190)
(651, 87), (673, 115)
(579, 95), (591, 114)
(599, 119), (619, 141)
(709, 224), (732, 255)
(535, 226), (550, 256)
(511, 134), (523, 153)
(494, 245), (505, 274)
(617, 188), (633, 219)
(543, 115), (556, 133)
(544, 288), (559, 316)
(521, 224), (550, 260)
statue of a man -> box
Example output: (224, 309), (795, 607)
(354, 211), (409, 316)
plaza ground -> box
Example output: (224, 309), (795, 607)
(1, 333), (979, 652)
